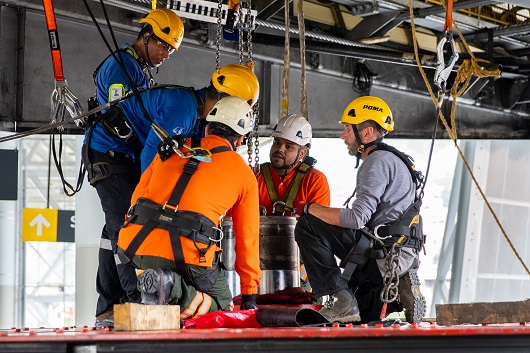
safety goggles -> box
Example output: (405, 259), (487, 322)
(153, 35), (175, 54)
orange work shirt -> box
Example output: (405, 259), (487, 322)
(118, 135), (261, 295)
(256, 162), (331, 216)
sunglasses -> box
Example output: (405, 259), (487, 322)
(153, 35), (175, 54)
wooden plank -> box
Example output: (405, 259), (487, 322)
(436, 299), (530, 326)
(114, 303), (180, 331)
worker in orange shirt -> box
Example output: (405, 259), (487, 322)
(256, 114), (330, 291)
(117, 96), (261, 318)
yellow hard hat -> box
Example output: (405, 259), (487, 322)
(211, 64), (260, 107)
(340, 96), (394, 132)
(140, 9), (184, 51)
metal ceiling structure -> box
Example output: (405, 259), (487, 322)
(0, 0), (529, 138)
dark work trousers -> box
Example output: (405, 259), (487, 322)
(82, 146), (142, 316)
(295, 214), (402, 323)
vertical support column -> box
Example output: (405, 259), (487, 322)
(0, 4), (20, 131)
(0, 132), (19, 328)
(74, 136), (104, 327)
(457, 140), (490, 302)
(0, 3), (23, 327)
(447, 140), (477, 303)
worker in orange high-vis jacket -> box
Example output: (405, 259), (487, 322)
(117, 96), (261, 318)
(257, 114), (330, 292)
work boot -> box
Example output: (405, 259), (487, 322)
(397, 268), (426, 324)
(95, 308), (114, 328)
(137, 268), (175, 305)
(319, 289), (361, 323)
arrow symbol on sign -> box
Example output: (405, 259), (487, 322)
(29, 214), (51, 236)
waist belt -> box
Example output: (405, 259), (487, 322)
(375, 224), (425, 252)
(123, 197), (219, 267)
(127, 197), (217, 240)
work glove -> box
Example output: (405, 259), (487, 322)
(240, 294), (258, 310)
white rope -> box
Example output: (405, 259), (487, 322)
(297, 0), (307, 120)
(280, 0), (290, 118)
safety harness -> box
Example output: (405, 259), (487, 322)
(261, 156), (317, 216)
(340, 143), (425, 283)
(84, 82), (204, 185)
(119, 144), (230, 292)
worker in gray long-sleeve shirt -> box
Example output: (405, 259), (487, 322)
(295, 95), (427, 325)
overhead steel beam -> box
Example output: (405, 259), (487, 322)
(344, 0), (498, 41)
(464, 22), (530, 41)
(256, 0), (289, 21)
(393, 0), (498, 22)
(343, 13), (398, 40)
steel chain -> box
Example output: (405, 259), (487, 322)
(380, 243), (401, 304)
(246, 0), (253, 64)
(238, 4), (244, 65)
(252, 102), (260, 174)
(215, 0), (223, 70)
(247, 129), (253, 168)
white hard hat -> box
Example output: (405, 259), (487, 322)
(206, 96), (253, 135)
(271, 114), (312, 148)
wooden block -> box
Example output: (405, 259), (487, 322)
(436, 299), (530, 326)
(114, 303), (180, 331)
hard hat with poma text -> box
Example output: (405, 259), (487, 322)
(340, 96), (394, 132)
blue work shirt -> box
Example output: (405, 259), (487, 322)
(118, 86), (207, 172)
(85, 44), (154, 156)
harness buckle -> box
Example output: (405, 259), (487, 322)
(434, 30), (459, 91)
(163, 202), (178, 212)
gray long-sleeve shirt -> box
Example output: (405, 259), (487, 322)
(339, 148), (418, 276)
(339, 149), (416, 230)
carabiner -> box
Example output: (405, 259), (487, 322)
(434, 31), (459, 90)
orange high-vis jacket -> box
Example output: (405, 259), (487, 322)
(118, 135), (261, 295)
(257, 162), (331, 216)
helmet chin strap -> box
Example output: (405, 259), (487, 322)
(352, 125), (383, 168)
(143, 33), (156, 69)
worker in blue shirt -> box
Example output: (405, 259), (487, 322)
(81, 8), (185, 329)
